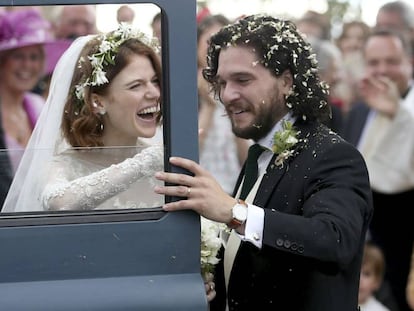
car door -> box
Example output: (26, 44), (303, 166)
(0, 0), (203, 309)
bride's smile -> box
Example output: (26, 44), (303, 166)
(137, 103), (161, 121)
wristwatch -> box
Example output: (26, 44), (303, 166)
(227, 199), (248, 229)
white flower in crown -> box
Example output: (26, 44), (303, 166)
(94, 69), (109, 86)
(89, 55), (100, 68)
(272, 120), (300, 167)
(98, 40), (112, 54)
(116, 22), (133, 38)
(75, 84), (85, 102)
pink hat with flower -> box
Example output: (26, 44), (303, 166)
(0, 9), (73, 75)
(0, 8), (53, 52)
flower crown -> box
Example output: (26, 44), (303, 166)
(74, 23), (160, 102)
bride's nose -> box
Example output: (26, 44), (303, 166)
(145, 81), (161, 99)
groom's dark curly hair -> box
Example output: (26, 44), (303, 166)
(202, 14), (331, 123)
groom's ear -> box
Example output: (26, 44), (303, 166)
(91, 93), (106, 115)
(280, 69), (293, 93)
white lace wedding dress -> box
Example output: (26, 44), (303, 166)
(41, 144), (164, 211)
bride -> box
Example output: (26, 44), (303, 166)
(1, 24), (165, 212)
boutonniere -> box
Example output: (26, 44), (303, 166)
(272, 120), (300, 167)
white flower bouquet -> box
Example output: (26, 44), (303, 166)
(200, 216), (226, 277)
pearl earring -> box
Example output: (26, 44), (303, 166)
(99, 109), (106, 115)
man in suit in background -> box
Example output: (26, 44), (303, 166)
(343, 28), (414, 311)
(375, 1), (414, 76)
(155, 14), (373, 311)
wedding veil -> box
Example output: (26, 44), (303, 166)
(2, 35), (95, 212)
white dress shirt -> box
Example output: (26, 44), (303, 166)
(359, 296), (390, 311)
(357, 83), (414, 193)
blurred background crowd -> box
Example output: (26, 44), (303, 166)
(1, 1), (414, 311)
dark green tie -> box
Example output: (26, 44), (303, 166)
(239, 144), (264, 200)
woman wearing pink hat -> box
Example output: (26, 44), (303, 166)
(0, 8), (55, 208)
(0, 9), (52, 172)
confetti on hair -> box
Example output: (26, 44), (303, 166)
(203, 14), (330, 123)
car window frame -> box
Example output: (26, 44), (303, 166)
(0, 0), (199, 225)
(0, 1), (205, 310)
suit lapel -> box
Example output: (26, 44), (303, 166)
(253, 155), (285, 207)
(234, 150), (287, 208)
(232, 165), (246, 197)
(253, 121), (308, 208)
(344, 103), (370, 146)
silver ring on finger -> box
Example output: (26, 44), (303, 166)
(187, 187), (191, 196)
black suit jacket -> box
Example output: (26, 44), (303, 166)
(341, 102), (370, 147)
(211, 120), (373, 311)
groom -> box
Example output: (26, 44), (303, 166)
(155, 15), (372, 311)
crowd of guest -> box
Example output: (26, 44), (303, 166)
(1, 2), (414, 310)
(295, 2), (414, 311)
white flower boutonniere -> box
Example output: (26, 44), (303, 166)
(200, 217), (226, 277)
(272, 120), (300, 167)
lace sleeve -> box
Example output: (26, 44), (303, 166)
(42, 145), (164, 211)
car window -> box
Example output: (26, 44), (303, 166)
(0, 3), (168, 214)
(0, 1), (205, 310)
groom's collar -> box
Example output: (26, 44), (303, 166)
(257, 112), (297, 151)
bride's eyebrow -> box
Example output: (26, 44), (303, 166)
(124, 75), (158, 88)
(125, 78), (144, 86)
(124, 76), (148, 86)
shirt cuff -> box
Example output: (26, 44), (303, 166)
(239, 203), (264, 248)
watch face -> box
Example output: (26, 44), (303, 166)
(233, 203), (247, 221)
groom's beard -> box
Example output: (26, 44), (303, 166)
(231, 92), (287, 141)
